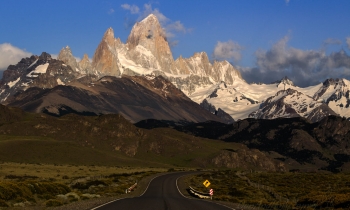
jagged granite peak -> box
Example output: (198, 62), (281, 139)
(102, 27), (122, 48)
(180, 52), (212, 76)
(212, 60), (243, 84)
(92, 27), (121, 76)
(174, 52), (243, 85)
(126, 14), (176, 74)
(57, 46), (78, 71)
(78, 54), (92, 75)
(249, 88), (337, 122)
(174, 55), (191, 74)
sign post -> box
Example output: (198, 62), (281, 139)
(209, 188), (213, 200)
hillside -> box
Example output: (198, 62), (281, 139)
(0, 105), (284, 171)
(136, 116), (350, 172)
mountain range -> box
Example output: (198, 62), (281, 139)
(1, 14), (350, 123)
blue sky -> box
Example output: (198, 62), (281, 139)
(1, 0), (350, 86)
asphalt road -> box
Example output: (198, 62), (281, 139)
(92, 171), (232, 210)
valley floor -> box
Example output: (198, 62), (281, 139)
(2, 162), (350, 209)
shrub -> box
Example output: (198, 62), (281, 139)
(0, 182), (33, 201)
(28, 182), (70, 195)
(45, 199), (63, 207)
(38, 194), (55, 200)
(62, 175), (69, 179)
(72, 180), (106, 190)
(0, 199), (8, 207)
(69, 197), (79, 202)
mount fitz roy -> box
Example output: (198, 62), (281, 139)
(1, 14), (350, 123)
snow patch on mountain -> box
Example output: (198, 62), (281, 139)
(57, 78), (65, 85)
(7, 77), (20, 88)
(27, 59), (38, 69)
(27, 63), (49, 78)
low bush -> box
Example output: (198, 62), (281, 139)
(0, 199), (8, 207)
(186, 170), (350, 209)
(71, 180), (106, 190)
(45, 199), (63, 207)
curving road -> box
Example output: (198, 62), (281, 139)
(92, 172), (232, 210)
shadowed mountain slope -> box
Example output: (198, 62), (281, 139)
(7, 75), (227, 123)
(136, 116), (350, 172)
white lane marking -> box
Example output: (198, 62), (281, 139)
(91, 173), (165, 210)
(175, 173), (235, 210)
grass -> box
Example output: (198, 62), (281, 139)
(0, 116), (245, 169)
(0, 162), (167, 208)
(0, 107), (245, 169)
(185, 170), (350, 209)
(0, 162), (165, 180)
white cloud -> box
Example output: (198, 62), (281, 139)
(213, 40), (243, 62)
(75, 56), (81, 62)
(285, 0), (290, 4)
(108, 8), (115, 15)
(121, 4), (139, 14)
(322, 38), (342, 50)
(0, 43), (32, 71)
(347, 37), (350, 49)
(323, 38), (342, 46)
(166, 21), (187, 33)
(142, 3), (168, 24)
(241, 36), (350, 87)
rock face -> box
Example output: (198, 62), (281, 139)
(57, 46), (79, 71)
(79, 54), (93, 75)
(92, 28), (121, 76)
(172, 52), (243, 94)
(126, 14), (176, 74)
(87, 14), (242, 96)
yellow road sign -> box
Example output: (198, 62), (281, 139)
(203, 180), (211, 188)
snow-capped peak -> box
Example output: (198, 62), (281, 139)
(249, 88), (337, 122)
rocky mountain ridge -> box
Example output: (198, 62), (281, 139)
(249, 88), (338, 122)
(1, 14), (350, 122)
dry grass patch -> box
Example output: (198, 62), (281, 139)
(0, 162), (167, 208)
(185, 170), (350, 209)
